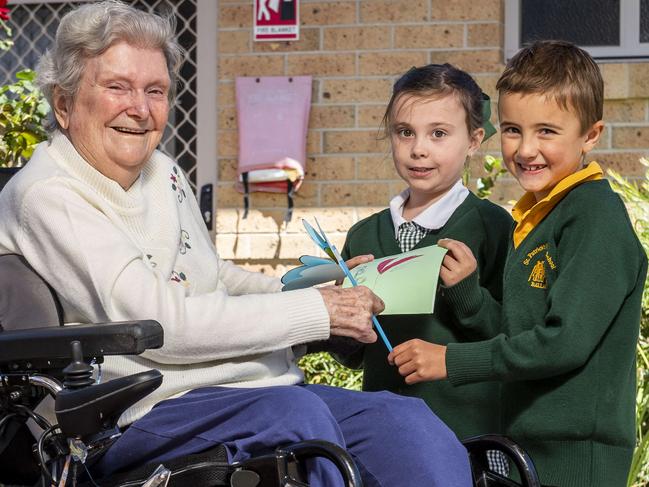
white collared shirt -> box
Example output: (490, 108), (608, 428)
(389, 179), (470, 238)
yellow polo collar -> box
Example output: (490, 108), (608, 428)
(511, 162), (603, 248)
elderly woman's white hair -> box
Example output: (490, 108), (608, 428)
(37, 0), (184, 132)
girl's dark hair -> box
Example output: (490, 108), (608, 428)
(382, 63), (484, 137)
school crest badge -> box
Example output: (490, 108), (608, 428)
(528, 260), (546, 289)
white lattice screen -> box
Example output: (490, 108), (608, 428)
(1, 0), (202, 192)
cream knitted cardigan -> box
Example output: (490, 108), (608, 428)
(0, 133), (330, 425)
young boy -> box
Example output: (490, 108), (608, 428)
(388, 40), (648, 486)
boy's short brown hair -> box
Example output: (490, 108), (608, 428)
(496, 40), (603, 134)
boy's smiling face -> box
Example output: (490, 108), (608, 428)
(498, 92), (603, 202)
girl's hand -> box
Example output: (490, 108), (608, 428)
(335, 254), (374, 285)
(387, 339), (447, 383)
(437, 238), (477, 287)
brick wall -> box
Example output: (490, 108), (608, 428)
(216, 0), (649, 273)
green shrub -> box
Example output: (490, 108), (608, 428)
(475, 155), (509, 199)
(608, 159), (649, 487)
(0, 16), (12, 52)
(0, 69), (49, 167)
(298, 352), (362, 391)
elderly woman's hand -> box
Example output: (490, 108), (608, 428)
(318, 285), (384, 343)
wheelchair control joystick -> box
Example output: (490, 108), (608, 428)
(62, 341), (94, 389)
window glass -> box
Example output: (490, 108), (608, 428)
(641, 0), (649, 42)
(521, 0), (620, 47)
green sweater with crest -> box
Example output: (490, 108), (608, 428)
(338, 192), (513, 440)
(445, 180), (647, 487)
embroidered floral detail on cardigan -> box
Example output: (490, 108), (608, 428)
(170, 166), (187, 203)
(171, 270), (190, 288)
(179, 229), (192, 255)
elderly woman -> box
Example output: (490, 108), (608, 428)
(0, 1), (472, 486)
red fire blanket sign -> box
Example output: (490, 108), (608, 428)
(254, 0), (299, 41)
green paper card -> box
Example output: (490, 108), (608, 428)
(343, 245), (448, 315)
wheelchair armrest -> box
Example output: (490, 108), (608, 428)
(55, 369), (163, 438)
(463, 434), (541, 487)
(0, 320), (163, 366)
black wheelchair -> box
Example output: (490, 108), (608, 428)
(0, 254), (541, 487)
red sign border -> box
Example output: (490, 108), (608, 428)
(253, 0), (300, 42)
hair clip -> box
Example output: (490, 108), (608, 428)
(481, 93), (497, 142)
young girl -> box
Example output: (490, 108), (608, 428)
(336, 64), (512, 449)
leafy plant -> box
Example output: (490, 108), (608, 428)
(475, 155), (508, 199)
(630, 341), (649, 487)
(0, 1), (12, 52)
(0, 69), (50, 167)
(608, 159), (649, 487)
(0, 21), (11, 52)
(462, 154), (509, 199)
(298, 352), (362, 390)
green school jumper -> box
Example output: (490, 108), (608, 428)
(339, 192), (513, 440)
(446, 180), (647, 486)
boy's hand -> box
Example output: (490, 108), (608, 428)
(387, 339), (447, 383)
(437, 238), (477, 287)
(335, 254), (374, 285)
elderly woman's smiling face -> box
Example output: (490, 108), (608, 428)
(53, 41), (170, 189)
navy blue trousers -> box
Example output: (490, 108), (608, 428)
(97, 384), (472, 487)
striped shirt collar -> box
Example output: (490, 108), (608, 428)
(389, 179), (470, 238)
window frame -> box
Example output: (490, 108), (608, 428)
(504, 0), (649, 62)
